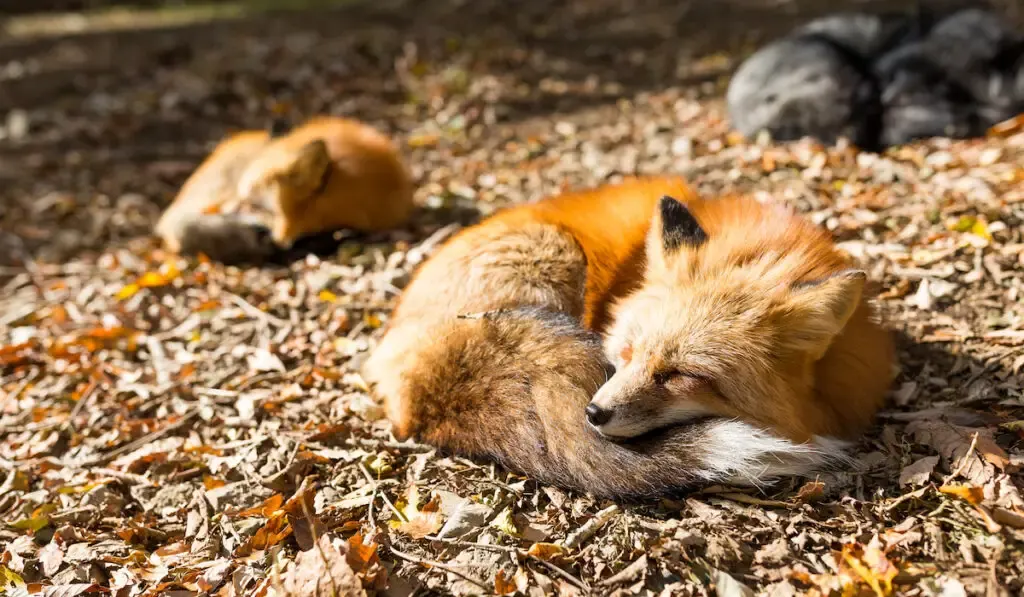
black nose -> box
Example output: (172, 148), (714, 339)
(585, 403), (612, 426)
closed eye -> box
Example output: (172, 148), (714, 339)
(652, 370), (708, 386)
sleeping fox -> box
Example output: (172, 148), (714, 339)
(361, 177), (895, 499)
(155, 116), (415, 263)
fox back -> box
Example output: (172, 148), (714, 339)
(238, 116), (415, 248)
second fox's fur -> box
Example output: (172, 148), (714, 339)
(362, 177), (894, 499)
(156, 116), (414, 263)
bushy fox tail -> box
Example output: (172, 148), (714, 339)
(364, 307), (849, 501)
(156, 210), (276, 265)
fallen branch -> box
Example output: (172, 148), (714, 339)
(561, 504), (620, 549)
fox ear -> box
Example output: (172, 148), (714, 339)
(782, 269), (866, 359)
(289, 139), (331, 182)
(658, 196), (707, 252)
(267, 116), (291, 138)
(647, 195), (706, 272)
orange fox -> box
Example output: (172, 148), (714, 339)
(361, 177), (895, 499)
(156, 116), (415, 263)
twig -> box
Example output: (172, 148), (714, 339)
(142, 337), (173, 384)
(561, 504), (620, 549)
(712, 493), (793, 508)
(62, 377), (99, 433)
(92, 468), (157, 486)
(943, 432), (980, 484)
(882, 486), (930, 512)
(225, 292), (288, 327)
(387, 545), (490, 591)
(359, 462), (406, 523)
(77, 409), (199, 467)
(424, 536), (590, 593)
(347, 438), (435, 453)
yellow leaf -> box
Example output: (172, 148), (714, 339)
(970, 219), (992, 242)
(318, 290), (338, 303)
(489, 507), (519, 537)
(0, 565), (25, 589)
(57, 481), (108, 495)
(115, 283), (141, 300)
(9, 503), (56, 532)
(389, 486), (443, 538)
(838, 541), (898, 597)
(365, 452), (393, 477)
(939, 484), (984, 505)
(950, 215), (976, 233)
(137, 271), (170, 288)
(408, 133), (440, 148)
(363, 313), (383, 329)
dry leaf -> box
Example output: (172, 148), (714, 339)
(939, 485), (984, 505)
(281, 534), (365, 597)
(38, 540), (64, 577)
(494, 570), (517, 595)
(838, 539), (899, 597)
(526, 542), (566, 563)
(283, 476), (325, 551)
(711, 567), (755, 597)
(899, 456), (939, 487)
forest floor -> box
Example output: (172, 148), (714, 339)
(1, 0), (1023, 595)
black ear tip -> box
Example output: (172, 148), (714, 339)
(659, 194), (683, 213)
(267, 117), (291, 138)
(658, 195), (707, 250)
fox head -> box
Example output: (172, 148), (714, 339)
(236, 138), (333, 248)
(587, 196), (866, 443)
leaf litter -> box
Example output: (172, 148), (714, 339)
(1, 0), (1023, 595)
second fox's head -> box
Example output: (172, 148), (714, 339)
(587, 195), (866, 443)
(236, 137), (333, 248)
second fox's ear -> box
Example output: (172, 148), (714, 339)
(267, 116), (291, 138)
(290, 139), (331, 180)
(658, 195), (707, 252)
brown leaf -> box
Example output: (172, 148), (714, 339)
(494, 570), (517, 595)
(526, 542), (567, 563)
(906, 421), (999, 485)
(992, 507), (1024, 529)
(281, 534), (366, 597)
(345, 534), (388, 591)
(282, 476), (325, 552)
(236, 493), (284, 518)
(234, 512), (292, 558)
(795, 481), (825, 503)
(38, 584), (109, 597)
(899, 456), (939, 487)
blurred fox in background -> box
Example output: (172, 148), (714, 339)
(156, 115), (414, 264)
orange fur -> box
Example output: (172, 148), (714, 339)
(362, 176), (895, 499)
(478, 176), (697, 330)
(595, 194), (895, 444)
(155, 116), (414, 262)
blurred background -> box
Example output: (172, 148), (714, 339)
(0, 0), (1021, 266)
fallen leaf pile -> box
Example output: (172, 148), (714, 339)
(1, 0), (1022, 595)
